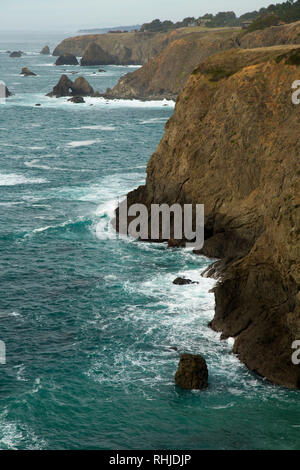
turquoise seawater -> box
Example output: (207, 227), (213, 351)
(0, 32), (299, 450)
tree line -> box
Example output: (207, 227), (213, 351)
(140, 1), (300, 32)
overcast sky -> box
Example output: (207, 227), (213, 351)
(1, 0), (274, 31)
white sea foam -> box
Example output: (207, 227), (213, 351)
(69, 125), (116, 131)
(66, 139), (101, 148)
(27, 146), (46, 150)
(24, 159), (91, 172)
(84, 96), (175, 108)
(140, 117), (169, 125)
(0, 173), (47, 186)
(0, 409), (46, 450)
(4, 93), (175, 109)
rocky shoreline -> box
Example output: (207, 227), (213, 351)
(53, 21), (300, 101)
(119, 46), (300, 389)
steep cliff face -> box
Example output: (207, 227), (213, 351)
(104, 30), (240, 100)
(104, 21), (300, 101)
(125, 46), (300, 388)
(53, 29), (195, 65)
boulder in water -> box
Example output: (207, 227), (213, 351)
(68, 96), (85, 103)
(20, 67), (36, 76)
(173, 277), (198, 285)
(55, 54), (79, 66)
(40, 45), (50, 55)
(175, 354), (208, 390)
(5, 87), (12, 97)
(10, 51), (22, 58)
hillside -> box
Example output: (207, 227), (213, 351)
(104, 21), (300, 100)
(123, 46), (300, 388)
(103, 29), (240, 100)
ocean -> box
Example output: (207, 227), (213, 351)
(0, 31), (299, 450)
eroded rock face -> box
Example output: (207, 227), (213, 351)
(80, 42), (116, 66)
(72, 77), (94, 96)
(123, 46), (300, 388)
(47, 75), (74, 97)
(175, 354), (208, 390)
(47, 75), (94, 98)
(103, 30), (240, 100)
(55, 54), (79, 66)
(40, 45), (50, 55)
(20, 67), (36, 76)
(52, 29), (193, 64)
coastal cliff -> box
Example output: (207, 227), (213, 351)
(124, 46), (300, 388)
(104, 21), (300, 101)
(103, 30), (240, 100)
(52, 29), (204, 65)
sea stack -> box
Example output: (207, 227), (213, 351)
(20, 67), (36, 76)
(47, 74), (94, 98)
(175, 354), (208, 390)
(55, 54), (79, 66)
(40, 45), (50, 55)
(80, 42), (115, 66)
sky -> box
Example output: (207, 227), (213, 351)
(0, 0), (275, 31)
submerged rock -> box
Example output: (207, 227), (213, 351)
(20, 67), (36, 76)
(173, 278), (198, 285)
(80, 42), (115, 66)
(68, 96), (85, 103)
(10, 51), (22, 58)
(40, 45), (50, 55)
(55, 54), (79, 66)
(47, 74), (94, 98)
(175, 354), (208, 390)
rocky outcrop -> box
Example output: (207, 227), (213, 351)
(80, 42), (116, 66)
(9, 51), (22, 58)
(55, 54), (79, 66)
(5, 87), (12, 97)
(72, 77), (94, 96)
(40, 45), (50, 55)
(47, 75), (94, 97)
(68, 96), (85, 103)
(122, 46), (300, 388)
(173, 278), (198, 285)
(20, 67), (36, 76)
(175, 354), (208, 390)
